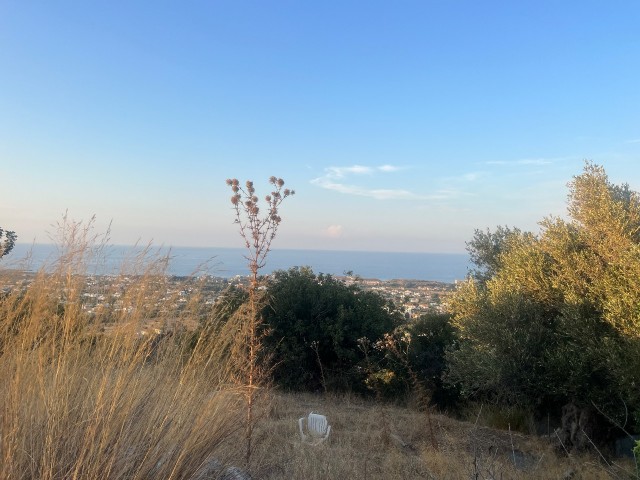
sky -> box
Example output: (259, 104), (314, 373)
(1, 1), (639, 254)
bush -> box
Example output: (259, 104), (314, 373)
(261, 267), (402, 393)
(405, 313), (460, 409)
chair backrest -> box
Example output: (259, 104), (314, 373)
(307, 413), (328, 438)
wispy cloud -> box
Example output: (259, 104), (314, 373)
(324, 164), (401, 178)
(625, 138), (640, 144)
(486, 158), (555, 166)
(311, 164), (469, 201)
(312, 179), (421, 200)
(326, 165), (373, 178)
(312, 164), (421, 200)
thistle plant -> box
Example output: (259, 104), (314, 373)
(227, 177), (294, 286)
(226, 176), (294, 466)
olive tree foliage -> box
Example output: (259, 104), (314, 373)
(0, 228), (17, 259)
(466, 225), (531, 283)
(446, 163), (640, 427)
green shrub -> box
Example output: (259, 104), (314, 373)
(261, 267), (402, 393)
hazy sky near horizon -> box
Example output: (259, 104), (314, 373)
(1, 1), (639, 253)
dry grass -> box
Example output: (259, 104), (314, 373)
(250, 392), (637, 479)
(0, 221), (247, 479)
(1, 218), (636, 479)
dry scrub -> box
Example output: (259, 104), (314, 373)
(0, 222), (247, 479)
(250, 392), (635, 479)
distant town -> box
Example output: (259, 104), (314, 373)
(340, 276), (455, 317)
(0, 269), (455, 333)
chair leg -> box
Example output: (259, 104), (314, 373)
(298, 417), (307, 442)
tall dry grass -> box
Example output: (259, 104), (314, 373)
(0, 220), (247, 479)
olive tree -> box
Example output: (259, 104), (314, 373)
(446, 162), (640, 445)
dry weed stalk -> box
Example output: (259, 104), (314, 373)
(226, 176), (294, 466)
(0, 216), (244, 479)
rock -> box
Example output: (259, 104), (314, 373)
(220, 466), (252, 480)
(192, 457), (252, 480)
(192, 457), (223, 479)
(389, 433), (417, 453)
(511, 449), (538, 471)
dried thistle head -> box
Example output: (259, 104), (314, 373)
(226, 176), (294, 269)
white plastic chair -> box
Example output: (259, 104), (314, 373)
(298, 412), (331, 445)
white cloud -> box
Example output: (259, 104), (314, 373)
(378, 164), (400, 172)
(311, 177), (458, 201)
(326, 165), (372, 178)
(311, 164), (475, 201)
(322, 164), (402, 179)
(324, 225), (344, 238)
(310, 169), (412, 199)
(625, 138), (640, 144)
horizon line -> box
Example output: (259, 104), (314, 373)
(13, 242), (468, 256)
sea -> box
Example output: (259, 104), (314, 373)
(6, 244), (470, 283)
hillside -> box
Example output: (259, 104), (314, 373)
(239, 392), (634, 479)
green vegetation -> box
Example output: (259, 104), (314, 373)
(401, 312), (460, 409)
(0, 227), (16, 259)
(446, 162), (640, 448)
(261, 266), (401, 393)
(2, 165), (640, 478)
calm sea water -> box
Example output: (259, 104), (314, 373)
(7, 244), (470, 283)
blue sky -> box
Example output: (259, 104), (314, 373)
(1, 1), (639, 253)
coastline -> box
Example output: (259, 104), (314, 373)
(7, 244), (470, 283)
